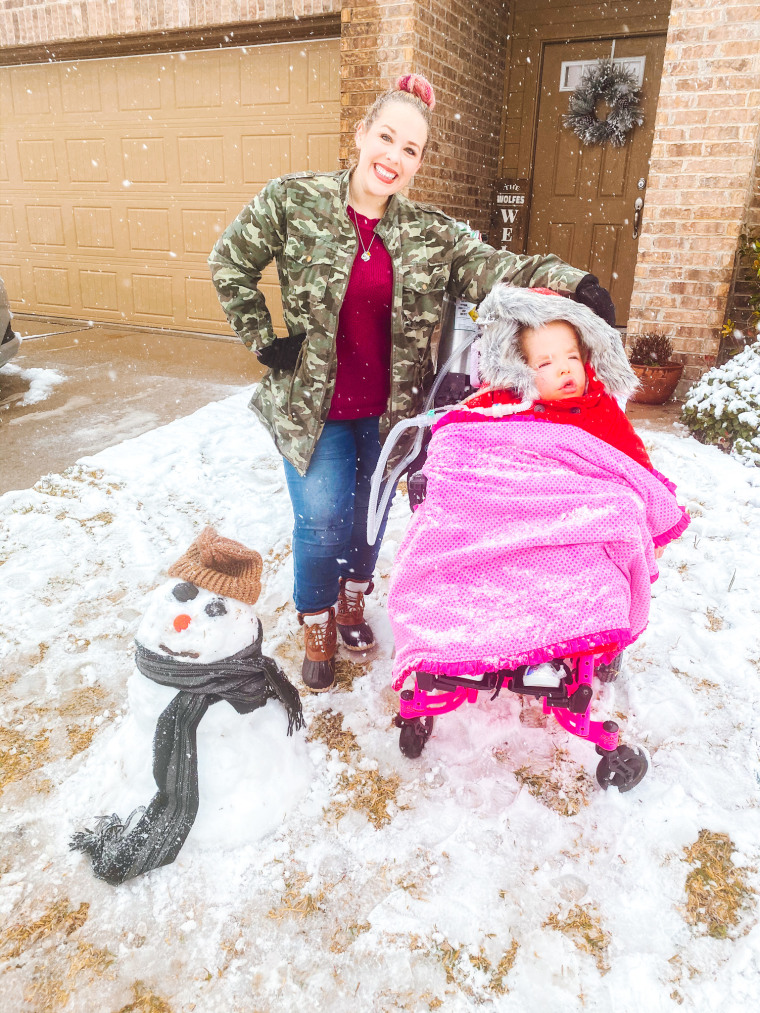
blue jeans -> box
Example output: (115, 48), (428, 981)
(283, 418), (396, 613)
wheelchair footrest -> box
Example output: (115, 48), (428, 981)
(508, 669), (592, 715)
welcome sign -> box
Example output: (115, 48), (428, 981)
(489, 178), (531, 253)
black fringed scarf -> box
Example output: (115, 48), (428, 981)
(70, 620), (303, 885)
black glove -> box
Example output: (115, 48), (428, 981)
(572, 275), (616, 327)
(256, 332), (306, 371)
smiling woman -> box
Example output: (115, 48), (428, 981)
(349, 75), (433, 219)
(209, 73), (612, 694)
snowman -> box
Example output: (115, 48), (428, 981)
(71, 527), (309, 885)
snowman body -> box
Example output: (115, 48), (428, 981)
(121, 578), (312, 849)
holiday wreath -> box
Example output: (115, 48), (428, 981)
(563, 58), (644, 148)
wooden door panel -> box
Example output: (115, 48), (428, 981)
(547, 222), (577, 265)
(528, 35), (666, 324)
(589, 223), (625, 282)
(599, 145), (632, 198)
(553, 122), (582, 196)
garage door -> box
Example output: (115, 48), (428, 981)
(0, 38), (340, 334)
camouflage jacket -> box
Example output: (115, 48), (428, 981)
(208, 169), (587, 476)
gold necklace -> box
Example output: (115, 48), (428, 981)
(352, 211), (377, 262)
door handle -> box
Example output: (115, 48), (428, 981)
(633, 197), (644, 240)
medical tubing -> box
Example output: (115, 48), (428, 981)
(366, 413), (436, 545)
(366, 331), (481, 546)
(424, 331), (479, 414)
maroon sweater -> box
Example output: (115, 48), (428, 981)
(327, 207), (393, 420)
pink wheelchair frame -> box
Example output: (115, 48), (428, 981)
(394, 650), (649, 792)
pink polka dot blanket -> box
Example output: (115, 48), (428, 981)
(388, 418), (689, 690)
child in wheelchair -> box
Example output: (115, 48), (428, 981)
(385, 286), (689, 791)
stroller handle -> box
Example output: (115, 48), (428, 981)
(366, 330), (481, 546)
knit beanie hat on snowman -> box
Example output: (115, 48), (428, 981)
(168, 526), (263, 606)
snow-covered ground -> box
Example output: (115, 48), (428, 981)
(0, 362), (66, 405)
(0, 390), (758, 1012)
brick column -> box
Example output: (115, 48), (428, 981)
(626, 0), (760, 387)
(340, 0), (510, 232)
(339, 2), (417, 166)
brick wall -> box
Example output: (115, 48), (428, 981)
(0, 1), (339, 47)
(340, 1), (510, 231)
(626, 0), (760, 386)
(408, 0), (510, 229)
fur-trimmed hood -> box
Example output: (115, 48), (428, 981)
(477, 286), (638, 400)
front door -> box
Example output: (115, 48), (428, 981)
(527, 36), (666, 325)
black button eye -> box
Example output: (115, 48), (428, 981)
(172, 582), (199, 602)
(205, 599), (227, 617)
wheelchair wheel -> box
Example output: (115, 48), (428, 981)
(596, 744), (648, 792)
(398, 716), (434, 759)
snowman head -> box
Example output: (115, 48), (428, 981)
(135, 527), (265, 664)
(136, 579), (260, 662)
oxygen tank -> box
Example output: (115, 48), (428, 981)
(433, 295), (479, 407)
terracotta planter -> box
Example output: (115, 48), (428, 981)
(630, 362), (684, 405)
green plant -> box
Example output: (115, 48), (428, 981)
(628, 332), (674, 367)
(681, 340), (760, 466)
(718, 238), (760, 360)
(740, 236), (760, 330)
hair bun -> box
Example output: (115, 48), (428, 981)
(396, 73), (436, 111)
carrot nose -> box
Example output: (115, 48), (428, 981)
(173, 614), (192, 632)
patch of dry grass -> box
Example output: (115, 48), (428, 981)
(436, 939), (463, 984)
(375, 988), (441, 1012)
(433, 936), (520, 995)
(262, 545), (292, 579)
(1, 681), (112, 789)
(307, 711), (404, 829)
(78, 511), (116, 532)
(394, 848), (448, 900)
(705, 608), (724, 632)
(306, 709), (359, 762)
(22, 940), (116, 1011)
(268, 868), (327, 920)
(468, 940), (519, 994)
(0, 726), (51, 792)
(513, 747), (594, 817)
(23, 970), (70, 1010)
(333, 657), (370, 692)
(66, 724), (98, 758)
(332, 768), (404, 830)
(683, 829), (755, 938)
(330, 920), (371, 953)
(668, 953), (700, 1005)
(34, 467), (123, 498)
(0, 899), (89, 960)
(60, 684), (108, 715)
(545, 904), (611, 974)
(68, 940), (116, 978)
(116, 981), (173, 1013)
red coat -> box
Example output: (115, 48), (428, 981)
(460, 364), (653, 471)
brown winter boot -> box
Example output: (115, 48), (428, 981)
(335, 578), (375, 652)
(298, 607), (337, 692)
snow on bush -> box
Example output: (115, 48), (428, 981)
(681, 340), (760, 466)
